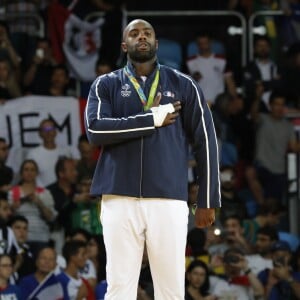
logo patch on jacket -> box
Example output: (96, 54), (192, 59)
(163, 91), (175, 98)
(121, 84), (131, 97)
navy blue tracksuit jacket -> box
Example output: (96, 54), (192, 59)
(84, 62), (221, 209)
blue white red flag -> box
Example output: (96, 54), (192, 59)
(28, 272), (64, 300)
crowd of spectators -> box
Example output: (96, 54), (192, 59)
(0, 0), (300, 299)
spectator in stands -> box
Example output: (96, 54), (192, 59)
(243, 35), (282, 109)
(0, 58), (22, 103)
(252, 0), (281, 60)
(0, 21), (21, 72)
(222, 214), (253, 254)
(212, 92), (255, 166)
(281, 42), (300, 109)
(86, 234), (106, 282)
(243, 198), (284, 244)
(7, 159), (57, 256)
(219, 165), (247, 225)
(56, 228), (97, 289)
(247, 80), (270, 116)
(209, 247), (264, 299)
(185, 260), (215, 300)
(187, 182), (198, 231)
(47, 157), (78, 254)
(19, 246), (64, 299)
(204, 226), (227, 258)
(186, 32), (238, 106)
(258, 240), (300, 299)
(71, 175), (101, 235)
(46, 64), (71, 97)
(23, 38), (57, 95)
(56, 240), (96, 300)
(26, 118), (75, 187)
(76, 134), (97, 181)
(95, 58), (114, 77)
(4, 1), (42, 71)
(0, 254), (21, 299)
(245, 225), (278, 275)
(93, 0), (124, 68)
(0, 197), (21, 257)
(245, 91), (300, 204)
(0, 138), (13, 198)
(8, 215), (35, 281)
(212, 92), (244, 145)
(280, 0), (300, 48)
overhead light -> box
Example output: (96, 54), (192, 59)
(252, 26), (267, 35)
(228, 26), (243, 35)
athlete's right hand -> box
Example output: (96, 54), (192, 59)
(162, 101), (181, 126)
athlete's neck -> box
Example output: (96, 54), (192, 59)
(129, 58), (156, 77)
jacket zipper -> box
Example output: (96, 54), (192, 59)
(139, 137), (143, 197)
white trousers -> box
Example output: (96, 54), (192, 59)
(101, 195), (189, 300)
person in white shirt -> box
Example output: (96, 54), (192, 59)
(26, 118), (76, 187)
(55, 228), (97, 289)
(186, 32), (238, 106)
(246, 225), (278, 275)
(243, 35), (281, 108)
(56, 240), (94, 300)
(209, 247), (264, 300)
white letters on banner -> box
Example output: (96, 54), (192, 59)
(0, 95), (82, 174)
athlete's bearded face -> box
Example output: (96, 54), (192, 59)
(127, 40), (156, 63)
(122, 20), (157, 63)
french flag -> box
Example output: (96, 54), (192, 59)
(28, 272), (64, 300)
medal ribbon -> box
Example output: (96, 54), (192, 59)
(124, 65), (160, 111)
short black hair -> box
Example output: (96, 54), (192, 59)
(254, 35), (271, 46)
(52, 64), (69, 77)
(269, 91), (286, 105)
(195, 30), (212, 40)
(67, 228), (91, 241)
(186, 260), (210, 293)
(95, 58), (115, 69)
(36, 245), (56, 259)
(78, 134), (89, 144)
(54, 156), (73, 178)
(256, 226), (279, 241)
(224, 246), (245, 258)
(63, 240), (87, 263)
(222, 214), (243, 227)
(256, 198), (285, 216)
(39, 118), (55, 130)
(19, 159), (39, 175)
(8, 215), (28, 227)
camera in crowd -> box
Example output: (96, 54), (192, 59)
(213, 227), (235, 240)
(273, 256), (286, 268)
(223, 247), (245, 265)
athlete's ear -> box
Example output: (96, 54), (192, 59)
(121, 42), (128, 53)
(155, 39), (158, 50)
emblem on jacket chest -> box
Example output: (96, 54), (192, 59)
(121, 84), (131, 97)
